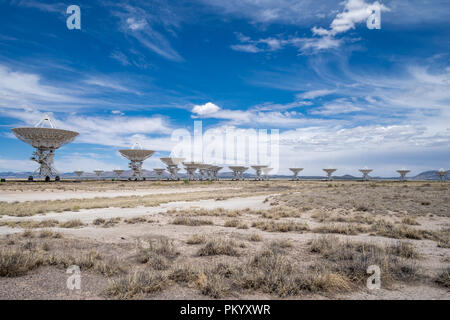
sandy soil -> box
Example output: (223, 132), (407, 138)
(0, 180), (448, 300)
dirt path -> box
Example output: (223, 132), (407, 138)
(0, 186), (238, 203)
(0, 195), (270, 235)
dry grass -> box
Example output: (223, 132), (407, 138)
(92, 217), (121, 227)
(401, 217), (421, 226)
(197, 239), (240, 256)
(224, 219), (248, 229)
(278, 181), (450, 217)
(0, 219), (85, 229)
(0, 243), (126, 278)
(313, 223), (369, 235)
(312, 212), (377, 225)
(167, 207), (242, 217)
(248, 234), (262, 242)
(135, 238), (179, 270)
(171, 217), (213, 226)
(0, 219), (59, 229)
(169, 264), (201, 284)
(229, 248), (351, 297)
(309, 236), (419, 285)
(434, 268), (450, 288)
(186, 234), (206, 245)
(0, 248), (44, 277)
(58, 219), (85, 228)
(105, 270), (168, 299)
(251, 220), (309, 233)
(38, 229), (62, 239)
(124, 217), (149, 224)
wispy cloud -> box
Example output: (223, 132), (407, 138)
(110, 3), (184, 62)
(230, 33), (342, 55)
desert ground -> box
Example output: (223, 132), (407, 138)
(0, 179), (448, 300)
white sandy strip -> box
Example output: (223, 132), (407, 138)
(0, 187), (239, 203)
(0, 195), (270, 235)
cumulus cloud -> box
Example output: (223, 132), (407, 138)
(304, 0), (390, 52)
(230, 0), (388, 55)
(191, 102), (221, 115)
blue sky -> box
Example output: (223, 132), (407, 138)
(0, 0), (449, 176)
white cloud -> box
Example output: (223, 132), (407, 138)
(302, 0), (390, 52)
(310, 100), (363, 115)
(321, 0), (390, 36)
(111, 4), (183, 62)
(295, 36), (342, 52)
(84, 77), (138, 93)
(126, 17), (147, 31)
(192, 102), (221, 115)
(231, 34), (342, 54)
(0, 65), (76, 106)
(4, 106), (173, 149)
(299, 89), (336, 99)
(230, 44), (262, 53)
(199, 0), (335, 26)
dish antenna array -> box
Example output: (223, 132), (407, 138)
(153, 168), (166, 180)
(289, 168), (303, 181)
(436, 168), (448, 182)
(323, 168), (337, 181)
(119, 142), (155, 180)
(183, 162), (201, 181)
(74, 170), (84, 180)
(251, 165), (268, 181)
(11, 114), (78, 181)
(359, 167), (373, 181)
(397, 168), (410, 181)
(198, 164), (213, 181)
(113, 169), (124, 180)
(94, 170), (104, 179)
(160, 157), (185, 180)
(229, 166), (248, 181)
(262, 167), (273, 180)
(211, 166), (223, 181)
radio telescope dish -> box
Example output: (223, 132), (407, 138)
(74, 170), (84, 180)
(113, 169), (124, 179)
(251, 165), (268, 181)
(436, 168), (448, 182)
(228, 166), (248, 181)
(119, 142), (154, 180)
(183, 161), (201, 181)
(323, 168), (337, 181)
(11, 114), (78, 181)
(289, 168), (303, 181)
(153, 168), (166, 180)
(396, 168), (410, 181)
(262, 167), (273, 180)
(210, 165), (223, 181)
(198, 164), (213, 181)
(359, 167), (373, 181)
(94, 170), (104, 179)
(160, 157), (185, 180)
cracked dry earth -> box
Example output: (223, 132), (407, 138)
(0, 180), (449, 300)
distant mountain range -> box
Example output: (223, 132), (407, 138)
(0, 170), (447, 180)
